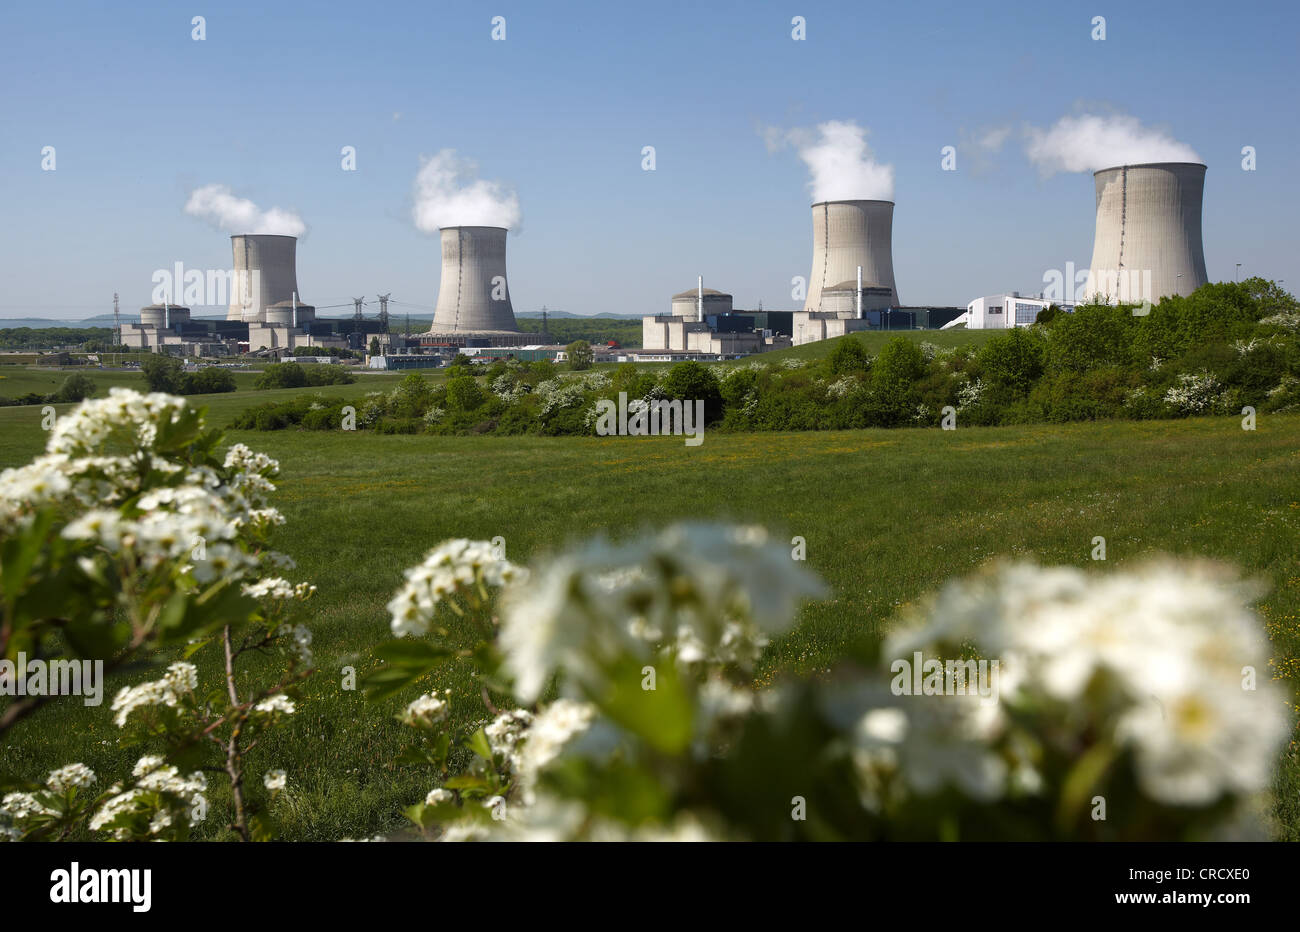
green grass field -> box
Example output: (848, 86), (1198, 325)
(1, 395), (1297, 839)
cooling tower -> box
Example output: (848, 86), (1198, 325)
(430, 226), (518, 333)
(804, 200), (900, 313)
(227, 234), (303, 322)
(1086, 162), (1208, 304)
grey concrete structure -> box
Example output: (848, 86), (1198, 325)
(139, 305), (167, 328)
(804, 200), (900, 313)
(1086, 162), (1208, 304)
(264, 303), (295, 326)
(166, 306), (190, 328)
(227, 234), (303, 322)
(429, 226), (519, 334)
(670, 287), (732, 319)
(819, 280), (893, 316)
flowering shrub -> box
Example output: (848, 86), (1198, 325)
(0, 389), (316, 841)
(372, 525), (1289, 841)
(1163, 371), (1224, 415)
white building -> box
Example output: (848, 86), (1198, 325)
(960, 293), (1058, 330)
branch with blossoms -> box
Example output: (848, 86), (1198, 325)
(368, 524), (1292, 842)
(0, 390), (319, 841)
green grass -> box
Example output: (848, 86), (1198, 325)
(2, 409), (1298, 839)
(722, 327), (996, 367)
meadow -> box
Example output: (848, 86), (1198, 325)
(1, 390), (1297, 839)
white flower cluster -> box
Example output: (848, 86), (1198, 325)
(1, 393), (286, 599)
(499, 523), (826, 701)
(484, 708), (533, 770)
(882, 561), (1289, 805)
(48, 389), (189, 459)
(90, 755), (207, 839)
(1163, 371), (1223, 414)
(826, 376), (858, 399)
(780, 358), (806, 369)
(1, 792), (57, 821)
(110, 661), (198, 727)
(387, 539), (526, 637)
(514, 700), (595, 791)
(254, 694), (296, 716)
(1258, 311), (1300, 331)
(263, 770), (287, 793)
(402, 691), (451, 728)
(289, 623), (313, 666)
(242, 577), (316, 601)
(45, 762), (97, 793)
(535, 378), (588, 416)
(956, 377), (985, 410)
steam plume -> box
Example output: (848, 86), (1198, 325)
(767, 120), (894, 202)
(412, 150), (521, 231)
(184, 184), (306, 236)
(1025, 113), (1201, 175)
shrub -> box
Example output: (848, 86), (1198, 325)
(827, 337), (870, 376)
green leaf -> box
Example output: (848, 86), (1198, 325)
(465, 727), (493, 762)
(594, 657), (694, 755)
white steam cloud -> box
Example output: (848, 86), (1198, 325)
(767, 120), (894, 202)
(184, 184), (306, 237)
(1024, 114), (1202, 175)
(412, 150), (521, 231)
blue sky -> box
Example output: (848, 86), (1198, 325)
(1, 0), (1296, 320)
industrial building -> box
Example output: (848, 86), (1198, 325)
(952, 294), (1058, 330)
(1085, 162), (1208, 304)
(420, 225), (530, 348)
(122, 232), (388, 355)
(641, 280), (788, 357)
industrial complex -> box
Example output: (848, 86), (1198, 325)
(116, 156), (1213, 364)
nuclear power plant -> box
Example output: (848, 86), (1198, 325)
(1086, 162), (1209, 304)
(421, 226), (527, 348)
(116, 143), (1232, 361)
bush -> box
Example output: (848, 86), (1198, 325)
(179, 367), (237, 395)
(446, 375), (486, 413)
(566, 341), (593, 371)
(827, 337), (870, 376)
(49, 373), (97, 404)
(140, 354), (184, 393)
(659, 361), (723, 423)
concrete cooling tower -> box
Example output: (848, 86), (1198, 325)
(804, 200), (900, 313)
(430, 226), (519, 333)
(1086, 162), (1208, 304)
(227, 234), (303, 322)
